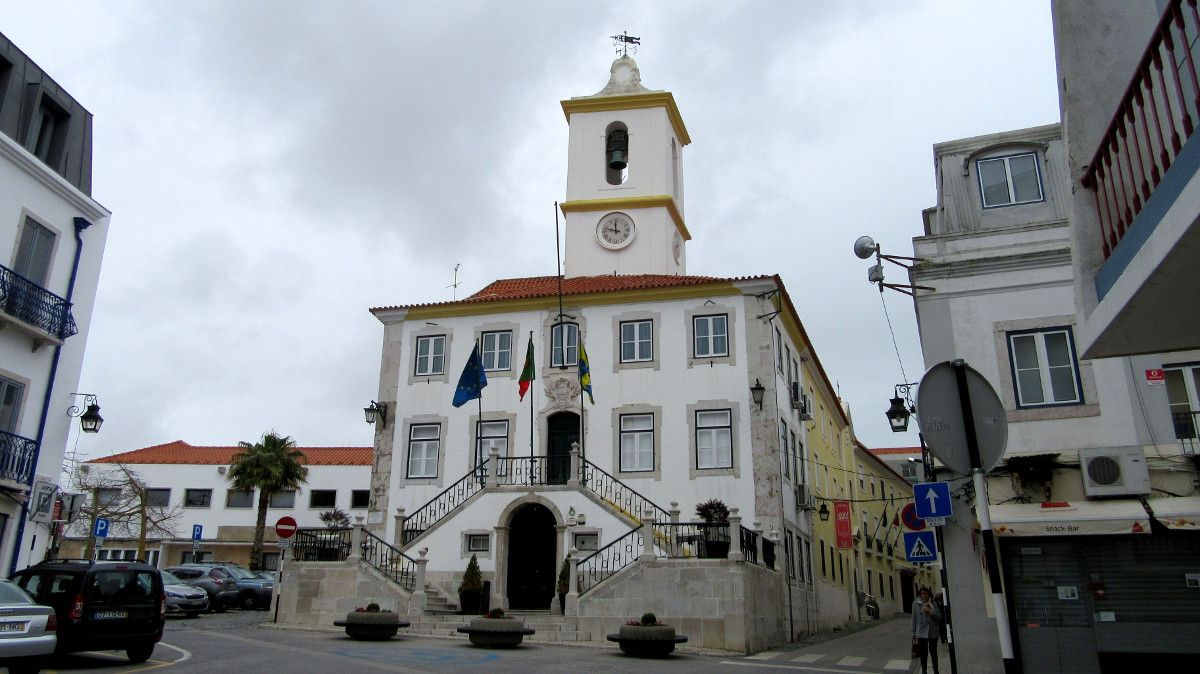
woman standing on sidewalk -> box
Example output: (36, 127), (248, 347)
(911, 587), (942, 674)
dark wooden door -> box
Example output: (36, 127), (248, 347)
(546, 412), (578, 485)
(506, 503), (557, 610)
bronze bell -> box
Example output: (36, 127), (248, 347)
(607, 129), (628, 170)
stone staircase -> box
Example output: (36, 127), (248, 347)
(423, 583), (458, 614)
(407, 611), (585, 643)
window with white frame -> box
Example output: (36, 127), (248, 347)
(619, 320), (653, 363)
(480, 331), (512, 371)
(619, 414), (654, 472)
(551, 323), (578, 367)
(695, 409), (733, 469)
(476, 420), (508, 468)
(978, 152), (1043, 208)
(414, 335), (446, 376)
(407, 424), (441, 478)
(1165, 363), (1200, 439)
(1007, 328), (1081, 408)
(694, 315), (728, 358)
(0, 376), (24, 434)
(466, 533), (490, 552)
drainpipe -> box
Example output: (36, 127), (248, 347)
(7, 217), (92, 575)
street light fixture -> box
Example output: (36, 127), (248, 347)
(749, 379), (766, 409)
(363, 400), (388, 428)
(67, 393), (103, 433)
(817, 502), (831, 521)
(885, 382), (918, 434)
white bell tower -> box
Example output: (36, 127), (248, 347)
(560, 55), (692, 278)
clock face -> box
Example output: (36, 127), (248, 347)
(597, 212), (635, 249)
(672, 231), (682, 263)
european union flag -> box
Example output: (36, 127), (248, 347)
(452, 343), (488, 407)
(578, 339), (594, 404)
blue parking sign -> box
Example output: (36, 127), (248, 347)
(192, 524), (203, 541)
(903, 530), (938, 563)
(93, 517), (110, 539)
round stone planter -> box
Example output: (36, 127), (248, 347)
(606, 624), (689, 657)
(334, 612), (410, 641)
(456, 618), (535, 647)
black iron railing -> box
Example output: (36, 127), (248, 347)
(0, 430), (37, 484)
(762, 537), (776, 570)
(652, 522), (731, 559)
(494, 456), (572, 486)
(578, 458), (669, 525)
(1172, 410), (1199, 455)
(292, 528), (352, 561)
(402, 464), (487, 545)
(0, 265), (77, 340)
(740, 526), (760, 564)
(577, 525), (646, 595)
(361, 529), (417, 591)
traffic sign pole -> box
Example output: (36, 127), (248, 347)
(919, 434), (958, 674)
(953, 360), (1017, 674)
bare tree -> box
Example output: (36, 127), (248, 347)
(70, 464), (184, 561)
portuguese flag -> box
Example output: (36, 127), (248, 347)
(518, 336), (535, 400)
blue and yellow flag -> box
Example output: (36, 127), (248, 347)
(452, 343), (488, 407)
(578, 339), (594, 404)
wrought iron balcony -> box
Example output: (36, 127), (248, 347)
(0, 264), (77, 341)
(0, 430), (38, 484)
(1172, 410), (1199, 456)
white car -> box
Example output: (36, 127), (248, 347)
(0, 578), (56, 674)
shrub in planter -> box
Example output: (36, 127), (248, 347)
(556, 555), (571, 614)
(606, 612), (688, 657)
(456, 608), (536, 647)
(458, 554), (484, 615)
(333, 603), (410, 640)
(695, 498), (731, 559)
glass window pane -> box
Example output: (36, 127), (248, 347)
(1043, 332), (1072, 368)
(979, 158), (1011, 206)
(1017, 370), (1045, 405)
(698, 410), (730, 427)
(1011, 335), (1039, 369)
(1048, 364), (1078, 402)
(411, 425), (439, 440)
(622, 414), (652, 431)
(1009, 154), (1042, 202)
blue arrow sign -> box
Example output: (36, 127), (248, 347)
(93, 517), (110, 539)
(192, 524), (203, 541)
(914, 481), (953, 520)
(903, 530), (938, 563)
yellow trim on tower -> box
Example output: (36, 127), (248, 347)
(559, 195), (691, 241)
(404, 283), (740, 321)
(559, 92), (691, 146)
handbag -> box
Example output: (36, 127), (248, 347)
(911, 639), (920, 659)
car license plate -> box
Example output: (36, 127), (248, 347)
(93, 610), (128, 620)
(0, 621), (27, 633)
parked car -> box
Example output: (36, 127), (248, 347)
(0, 578), (56, 674)
(177, 563), (272, 610)
(164, 566), (234, 613)
(160, 571), (208, 618)
(10, 559), (164, 663)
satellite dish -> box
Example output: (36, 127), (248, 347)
(853, 235), (878, 260)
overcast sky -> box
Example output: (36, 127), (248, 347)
(3, 1), (1060, 460)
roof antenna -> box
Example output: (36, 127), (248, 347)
(447, 263), (462, 301)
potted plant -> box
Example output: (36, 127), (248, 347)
(606, 612), (688, 657)
(695, 498), (731, 559)
(458, 554), (484, 615)
(556, 555), (571, 614)
(456, 607), (536, 647)
(333, 602), (410, 640)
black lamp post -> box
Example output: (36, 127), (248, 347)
(67, 393), (103, 434)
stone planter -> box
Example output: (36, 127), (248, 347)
(607, 624), (689, 657)
(456, 617), (536, 647)
(333, 612), (410, 641)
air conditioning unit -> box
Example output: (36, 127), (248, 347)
(794, 485), (815, 512)
(799, 394), (813, 421)
(1080, 447), (1151, 498)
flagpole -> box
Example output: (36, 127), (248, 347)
(529, 331), (535, 459)
(554, 201), (564, 321)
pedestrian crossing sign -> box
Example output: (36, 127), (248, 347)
(903, 530), (938, 563)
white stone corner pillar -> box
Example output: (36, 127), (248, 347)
(348, 516), (365, 563)
(769, 528), (781, 571)
(753, 521), (764, 563)
(565, 547), (580, 617)
(493, 526), (509, 610)
(394, 508), (406, 548)
(409, 547), (429, 616)
(639, 507), (657, 562)
(487, 447), (500, 488)
(727, 508), (744, 561)
(567, 442), (581, 487)
(669, 501), (680, 524)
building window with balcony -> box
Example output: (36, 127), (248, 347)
(1165, 363), (1200, 441)
(480, 330), (512, 371)
(414, 335), (446, 376)
(475, 420), (508, 469)
(619, 413), (654, 472)
(12, 218), (56, 288)
(1007, 327), (1082, 408)
(551, 322), (578, 367)
(407, 424), (441, 479)
(977, 152), (1043, 208)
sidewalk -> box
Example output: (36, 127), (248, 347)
(723, 617), (950, 674)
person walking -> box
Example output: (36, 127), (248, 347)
(912, 586), (942, 674)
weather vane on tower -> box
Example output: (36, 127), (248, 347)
(611, 31), (640, 57)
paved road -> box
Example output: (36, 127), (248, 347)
(31, 612), (943, 673)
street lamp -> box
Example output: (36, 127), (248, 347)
(749, 379), (766, 409)
(67, 393), (103, 433)
(886, 383), (918, 433)
(852, 235), (933, 296)
(817, 502), (831, 521)
(363, 400), (388, 428)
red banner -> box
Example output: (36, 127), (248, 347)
(834, 500), (853, 549)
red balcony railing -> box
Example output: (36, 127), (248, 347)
(1081, 0), (1200, 259)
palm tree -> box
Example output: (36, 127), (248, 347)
(228, 431), (308, 570)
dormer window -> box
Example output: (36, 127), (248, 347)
(606, 123), (629, 185)
(29, 94), (70, 170)
(977, 152), (1043, 208)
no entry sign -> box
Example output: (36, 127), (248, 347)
(275, 516), (298, 539)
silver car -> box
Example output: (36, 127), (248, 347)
(161, 571), (209, 618)
(0, 578), (56, 673)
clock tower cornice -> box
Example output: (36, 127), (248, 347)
(560, 92), (691, 146)
(559, 195), (691, 241)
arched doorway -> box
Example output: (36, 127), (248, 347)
(506, 503), (557, 610)
(546, 411), (579, 485)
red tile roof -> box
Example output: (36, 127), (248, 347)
(370, 274), (760, 312)
(869, 447), (922, 455)
(89, 440), (372, 466)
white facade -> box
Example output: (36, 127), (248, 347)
(1, 33), (111, 574)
